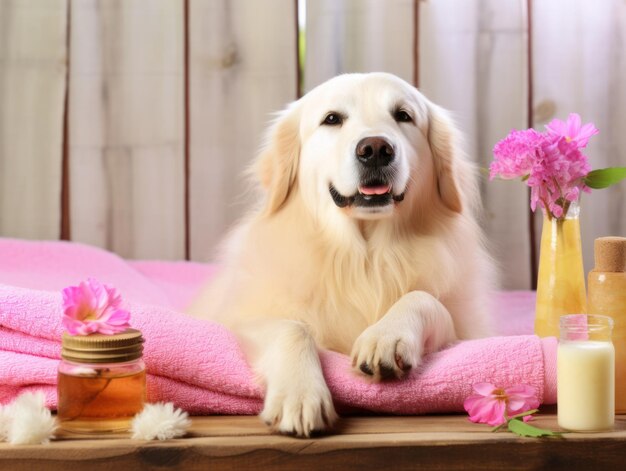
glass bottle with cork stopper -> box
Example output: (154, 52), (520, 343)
(587, 236), (626, 413)
(57, 328), (146, 433)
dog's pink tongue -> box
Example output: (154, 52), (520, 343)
(359, 184), (391, 195)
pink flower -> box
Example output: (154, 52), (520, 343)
(490, 114), (597, 219)
(490, 129), (544, 180)
(62, 278), (131, 335)
(464, 383), (540, 426)
(546, 113), (599, 148)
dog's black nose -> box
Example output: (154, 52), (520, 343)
(356, 136), (395, 167)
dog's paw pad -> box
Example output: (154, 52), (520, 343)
(379, 363), (397, 379)
(394, 353), (412, 372)
(359, 362), (374, 376)
(351, 330), (419, 382)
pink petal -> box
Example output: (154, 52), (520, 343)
(566, 113), (582, 137)
(545, 118), (567, 137)
(489, 400), (507, 426)
(465, 395), (492, 421)
(80, 281), (96, 307)
(104, 309), (131, 326)
(72, 323), (92, 336)
(83, 322), (100, 334)
(94, 324), (115, 335)
(505, 384), (536, 397)
(473, 398), (506, 426)
(62, 316), (85, 335)
(473, 383), (496, 396)
(87, 278), (109, 312)
(579, 123), (599, 139)
(61, 286), (76, 307)
(94, 322), (128, 335)
(506, 398), (525, 411)
(576, 123), (599, 147)
(464, 394), (484, 413)
(505, 384), (540, 414)
(103, 284), (123, 310)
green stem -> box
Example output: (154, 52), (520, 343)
(509, 409), (539, 420)
(491, 409), (539, 433)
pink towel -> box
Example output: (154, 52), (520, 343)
(0, 238), (556, 413)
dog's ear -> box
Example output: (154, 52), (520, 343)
(427, 104), (463, 213)
(254, 103), (301, 216)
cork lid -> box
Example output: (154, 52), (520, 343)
(593, 237), (626, 273)
(61, 328), (144, 364)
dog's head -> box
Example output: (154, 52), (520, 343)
(255, 73), (468, 222)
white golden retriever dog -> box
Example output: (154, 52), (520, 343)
(189, 73), (494, 437)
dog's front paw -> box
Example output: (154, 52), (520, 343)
(260, 379), (337, 438)
(350, 324), (421, 381)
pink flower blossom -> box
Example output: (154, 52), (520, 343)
(546, 113), (599, 148)
(464, 383), (540, 426)
(490, 114), (597, 219)
(62, 278), (131, 335)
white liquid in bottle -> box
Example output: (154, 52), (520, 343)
(557, 340), (615, 431)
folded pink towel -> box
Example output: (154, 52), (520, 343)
(0, 238), (556, 413)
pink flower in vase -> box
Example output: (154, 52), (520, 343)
(464, 383), (540, 426)
(62, 278), (131, 335)
(490, 113), (601, 220)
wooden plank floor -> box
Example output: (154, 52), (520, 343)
(2, 412), (626, 470)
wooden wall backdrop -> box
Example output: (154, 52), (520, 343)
(0, 0), (67, 241)
(69, 0), (185, 260)
(1, 0), (625, 290)
(189, 0), (297, 261)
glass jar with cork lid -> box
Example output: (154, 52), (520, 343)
(57, 328), (146, 433)
(588, 236), (626, 413)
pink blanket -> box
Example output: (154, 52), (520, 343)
(0, 238), (556, 414)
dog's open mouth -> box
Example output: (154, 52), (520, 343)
(329, 181), (405, 208)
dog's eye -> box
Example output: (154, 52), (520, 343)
(393, 110), (413, 123)
(322, 113), (343, 126)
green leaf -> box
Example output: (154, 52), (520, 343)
(584, 167), (626, 189)
(507, 418), (562, 438)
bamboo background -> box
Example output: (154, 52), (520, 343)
(0, 0), (625, 290)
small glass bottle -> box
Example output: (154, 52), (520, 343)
(557, 314), (614, 432)
(587, 236), (626, 412)
(57, 328), (146, 433)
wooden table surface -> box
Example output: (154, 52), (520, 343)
(2, 411), (626, 470)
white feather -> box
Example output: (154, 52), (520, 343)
(3, 392), (57, 445)
(131, 402), (191, 441)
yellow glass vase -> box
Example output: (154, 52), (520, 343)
(534, 202), (587, 338)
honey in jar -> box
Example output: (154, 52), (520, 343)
(57, 328), (146, 433)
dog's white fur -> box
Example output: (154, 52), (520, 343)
(189, 73), (495, 437)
